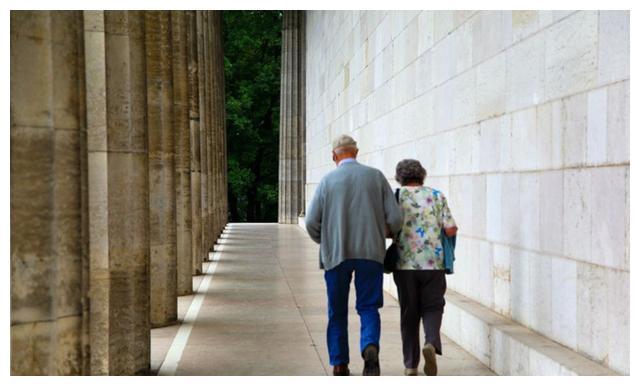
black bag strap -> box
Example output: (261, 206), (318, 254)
(392, 188), (401, 242)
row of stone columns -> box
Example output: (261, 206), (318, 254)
(10, 10), (228, 375)
(278, 11), (306, 224)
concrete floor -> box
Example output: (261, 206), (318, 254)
(151, 223), (495, 376)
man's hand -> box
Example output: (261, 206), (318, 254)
(444, 226), (458, 237)
(384, 224), (394, 238)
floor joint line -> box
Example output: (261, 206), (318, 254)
(274, 227), (330, 376)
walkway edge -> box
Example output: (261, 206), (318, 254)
(158, 244), (224, 376)
(441, 291), (618, 376)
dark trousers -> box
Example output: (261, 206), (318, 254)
(392, 270), (446, 369)
(324, 259), (384, 366)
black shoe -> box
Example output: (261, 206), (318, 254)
(333, 364), (350, 376)
(362, 344), (380, 376)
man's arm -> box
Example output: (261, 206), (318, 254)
(305, 181), (324, 244)
(381, 174), (403, 234)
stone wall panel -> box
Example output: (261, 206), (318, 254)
(307, 12), (628, 372)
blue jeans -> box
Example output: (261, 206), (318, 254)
(324, 259), (384, 366)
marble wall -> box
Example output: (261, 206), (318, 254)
(305, 10), (629, 374)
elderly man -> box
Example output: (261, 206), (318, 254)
(305, 135), (403, 376)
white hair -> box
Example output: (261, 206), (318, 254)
(332, 134), (358, 151)
(333, 146), (357, 155)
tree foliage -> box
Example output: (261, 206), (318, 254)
(223, 11), (282, 222)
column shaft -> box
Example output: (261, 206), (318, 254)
(212, 11), (218, 239)
(84, 10), (150, 374)
(220, 11), (228, 227)
(145, 11), (178, 327)
(187, 11), (203, 275)
(278, 11), (306, 224)
(204, 11), (213, 253)
(197, 11), (209, 262)
(10, 10), (87, 375)
(298, 12), (307, 217)
(212, 11), (224, 239)
(172, 11), (193, 296)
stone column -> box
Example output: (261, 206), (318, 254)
(211, 11), (218, 239)
(172, 11), (193, 296)
(145, 11), (178, 327)
(220, 11), (228, 235)
(187, 11), (203, 275)
(219, 11), (229, 230)
(212, 11), (225, 239)
(278, 11), (306, 224)
(204, 11), (214, 254)
(208, 11), (220, 244)
(84, 11), (150, 374)
(10, 10), (87, 375)
(197, 11), (210, 261)
(299, 11), (306, 220)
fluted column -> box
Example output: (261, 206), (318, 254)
(206, 9), (213, 255)
(278, 11), (306, 224)
(10, 11), (87, 375)
(172, 11), (193, 296)
(145, 11), (177, 327)
(220, 12), (229, 230)
(208, 11), (217, 245)
(197, 11), (209, 264)
(204, 11), (213, 253)
(216, 11), (228, 238)
(84, 11), (150, 374)
(187, 11), (203, 275)
(212, 11), (223, 238)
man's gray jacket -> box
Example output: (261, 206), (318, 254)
(305, 160), (403, 271)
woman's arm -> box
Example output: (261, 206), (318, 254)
(439, 193), (457, 237)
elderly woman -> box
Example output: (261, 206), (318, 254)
(392, 159), (457, 376)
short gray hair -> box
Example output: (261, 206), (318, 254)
(332, 134), (358, 151)
(395, 159), (427, 186)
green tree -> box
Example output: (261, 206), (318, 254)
(223, 11), (282, 222)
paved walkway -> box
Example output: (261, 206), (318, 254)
(151, 223), (494, 376)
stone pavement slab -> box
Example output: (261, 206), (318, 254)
(152, 223), (495, 376)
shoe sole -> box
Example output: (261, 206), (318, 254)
(422, 344), (437, 376)
(362, 348), (380, 376)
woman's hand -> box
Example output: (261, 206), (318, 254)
(444, 226), (458, 237)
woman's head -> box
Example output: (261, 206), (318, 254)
(395, 159), (427, 186)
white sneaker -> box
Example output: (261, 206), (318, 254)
(404, 368), (418, 376)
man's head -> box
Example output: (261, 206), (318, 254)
(332, 134), (358, 165)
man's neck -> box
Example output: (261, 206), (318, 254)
(337, 157), (357, 166)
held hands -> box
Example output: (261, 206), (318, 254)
(384, 224), (394, 239)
